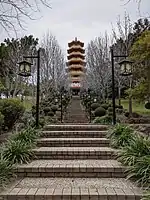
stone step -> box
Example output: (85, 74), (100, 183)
(44, 124), (108, 131)
(33, 147), (117, 160)
(15, 160), (126, 178)
(0, 177), (143, 200)
(37, 138), (110, 147)
(41, 130), (107, 138)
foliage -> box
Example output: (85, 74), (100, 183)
(43, 107), (51, 115)
(107, 124), (135, 148)
(0, 112), (4, 132)
(93, 115), (112, 125)
(3, 139), (34, 164)
(0, 153), (14, 188)
(145, 102), (150, 109)
(10, 126), (39, 146)
(91, 103), (100, 111)
(0, 98), (25, 130)
(101, 104), (109, 110)
(48, 111), (55, 117)
(118, 134), (150, 166)
(51, 105), (58, 112)
(94, 107), (106, 117)
(127, 155), (150, 188)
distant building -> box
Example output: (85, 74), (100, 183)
(66, 37), (86, 95)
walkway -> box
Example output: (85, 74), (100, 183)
(64, 96), (89, 123)
(0, 124), (143, 200)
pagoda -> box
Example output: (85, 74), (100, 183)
(66, 37), (86, 95)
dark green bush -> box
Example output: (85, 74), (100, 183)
(116, 108), (124, 114)
(101, 104), (109, 110)
(145, 102), (150, 109)
(43, 107), (51, 115)
(3, 139), (34, 164)
(0, 98), (25, 130)
(0, 153), (14, 187)
(107, 124), (135, 149)
(94, 107), (106, 117)
(115, 105), (123, 109)
(48, 111), (55, 117)
(108, 107), (113, 112)
(51, 105), (58, 112)
(124, 111), (129, 117)
(93, 115), (112, 125)
(91, 103), (100, 111)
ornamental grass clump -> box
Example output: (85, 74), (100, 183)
(107, 124), (135, 149)
(3, 139), (35, 164)
(118, 134), (150, 166)
(0, 152), (14, 188)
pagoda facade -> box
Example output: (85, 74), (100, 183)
(66, 37), (86, 95)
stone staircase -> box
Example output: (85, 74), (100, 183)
(64, 96), (89, 123)
(0, 124), (143, 200)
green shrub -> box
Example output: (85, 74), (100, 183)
(126, 155), (150, 188)
(10, 126), (39, 147)
(0, 98), (25, 130)
(21, 111), (35, 127)
(107, 124), (134, 149)
(118, 135), (150, 166)
(145, 102), (150, 109)
(0, 112), (4, 132)
(48, 111), (55, 117)
(43, 107), (51, 115)
(3, 140), (34, 164)
(115, 105), (123, 109)
(116, 108), (124, 114)
(94, 107), (106, 117)
(91, 103), (100, 111)
(142, 192), (150, 200)
(0, 153), (14, 187)
(108, 107), (113, 112)
(93, 115), (112, 125)
(101, 104), (109, 110)
(51, 105), (58, 112)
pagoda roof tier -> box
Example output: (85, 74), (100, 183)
(66, 58), (86, 66)
(67, 53), (85, 60)
(69, 71), (84, 76)
(67, 46), (85, 54)
(68, 37), (84, 47)
(68, 65), (84, 71)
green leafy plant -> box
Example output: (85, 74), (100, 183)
(51, 105), (58, 112)
(0, 112), (4, 133)
(93, 115), (112, 124)
(91, 103), (100, 111)
(127, 155), (150, 188)
(101, 104), (109, 110)
(3, 139), (34, 164)
(94, 107), (106, 117)
(142, 192), (150, 200)
(107, 124), (135, 149)
(0, 152), (14, 188)
(0, 98), (25, 130)
(118, 135), (150, 166)
(10, 126), (39, 147)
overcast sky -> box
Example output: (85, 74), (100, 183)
(0, 0), (149, 53)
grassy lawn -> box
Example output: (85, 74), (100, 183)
(118, 99), (150, 116)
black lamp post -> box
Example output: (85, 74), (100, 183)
(18, 48), (41, 128)
(110, 48), (133, 125)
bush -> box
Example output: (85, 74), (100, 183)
(124, 111), (129, 117)
(118, 134), (150, 166)
(3, 139), (34, 164)
(0, 112), (4, 133)
(108, 107), (113, 112)
(94, 107), (106, 117)
(101, 104), (109, 110)
(0, 153), (14, 188)
(43, 107), (51, 115)
(10, 126), (39, 147)
(127, 155), (150, 188)
(0, 98), (25, 130)
(145, 102), (150, 109)
(93, 115), (112, 125)
(116, 108), (124, 114)
(115, 105), (123, 109)
(107, 124), (135, 149)
(91, 103), (100, 111)
(51, 105), (58, 112)
(20, 111), (35, 127)
(48, 111), (55, 117)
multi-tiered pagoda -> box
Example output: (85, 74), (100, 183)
(66, 37), (86, 95)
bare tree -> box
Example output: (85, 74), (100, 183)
(40, 31), (66, 97)
(0, 0), (51, 33)
(86, 32), (111, 101)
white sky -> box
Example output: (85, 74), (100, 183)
(0, 0), (149, 53)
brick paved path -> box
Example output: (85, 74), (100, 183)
(64, 96), (89, 123)
(0, 124), (144, 200)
